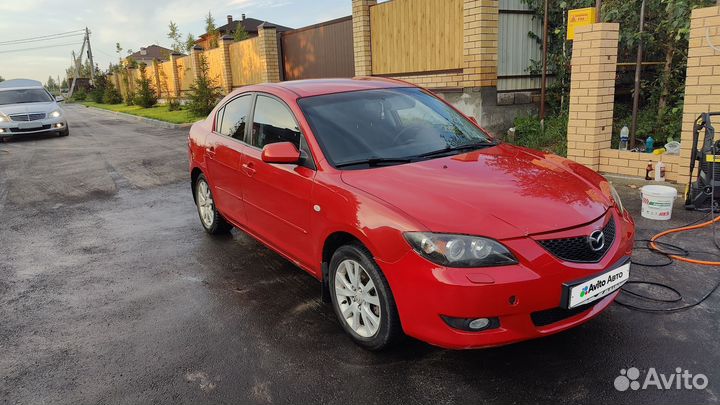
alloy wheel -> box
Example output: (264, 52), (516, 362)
(334, 259), (382, 338)
(197, 180), (215, 228)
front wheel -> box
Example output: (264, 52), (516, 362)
(329, 243), (403, 350)
(195, 174), (232, 234)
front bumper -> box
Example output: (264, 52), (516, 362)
(378, 209), (635, 349)
(0, 117), (67, 137)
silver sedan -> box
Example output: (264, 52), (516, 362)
(0, 79), (69, 141)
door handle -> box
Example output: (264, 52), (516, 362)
(207, 146), (216, 157)
(242, 162), (256, 177)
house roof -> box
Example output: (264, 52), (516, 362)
(199, 17), (293, 39)
(127, 45), (176, 61)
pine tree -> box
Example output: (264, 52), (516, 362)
(133, 64), (157, 108)
(187, 55), (222, 116)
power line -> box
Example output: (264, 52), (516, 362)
(0, 33), (85, 47)
(0, 29), (85, 46)
(0, 42), (82, 54)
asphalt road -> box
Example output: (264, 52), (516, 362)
(1, 104), (718, 404)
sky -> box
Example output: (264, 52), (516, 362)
(0, 0), (351, 84)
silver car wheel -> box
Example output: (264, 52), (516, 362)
(334, 259), (381, 338)
(196, 179), (215, 228)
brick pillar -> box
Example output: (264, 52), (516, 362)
(565, 23), (619, 170)
(152, 59), (162, 99)
(191, 45), (204, 82)
(169, 52), (182, 98)
(258, 22), (280, 83)
(352, 0), (376, 76)
(463, 0), (499, 87)
(219, 35), (234, 93)
(678, 5), (720, 186)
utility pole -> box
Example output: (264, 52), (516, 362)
(68, 36), (87, 98)
(85, 27), (95, 85)
(629, 0), (646, 148)
(540, 0), (549, 125)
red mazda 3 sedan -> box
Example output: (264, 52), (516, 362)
(188, 78), (634, 350)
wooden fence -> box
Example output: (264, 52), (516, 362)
(281, 16), (355, 81)
(369, 0), (464, 75)
(229, 37), (263, 87)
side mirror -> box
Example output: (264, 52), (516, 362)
(261, 142), (301, 164)
(55, 96), (65, 102)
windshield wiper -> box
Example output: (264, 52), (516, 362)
(416, 141), (497, 159)
(334, 157), (415, 168)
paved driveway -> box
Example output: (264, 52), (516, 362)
(0, 104), (718, 404)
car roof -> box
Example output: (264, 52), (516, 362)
(257, 77), (414, 98)
(0, 79), (44, 91)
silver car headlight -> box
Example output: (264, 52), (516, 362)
(49, 109), (62, 118)
(0, 112), (10, 122)
(608, 183), (625, 214)
(404, 232), (518, 267)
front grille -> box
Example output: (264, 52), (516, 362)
(9, 124), (52, 133)
(10, 113), (46, 122)
(537, 217), (615, 263)
(531, 301), (596, 327)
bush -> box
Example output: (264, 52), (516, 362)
(72, 89), (87, 101)
(187, 55), (222, 117)
(103, 81), (123, 104)
(90, 75), (110, 103)
(167, 98), (181, 111)
(133, 64), (158, 108)
(512, 114), (568, 157)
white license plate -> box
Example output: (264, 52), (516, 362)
(564, 263), (630, 309)
(18, 122), (42, 129)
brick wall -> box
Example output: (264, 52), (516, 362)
(463, 0), (498, 87)
(678, 5), (720, 185)
(565, 23), (619, 170)
(599, 150), (680, 182)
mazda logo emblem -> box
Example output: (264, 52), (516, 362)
(588, 230), (605, 252)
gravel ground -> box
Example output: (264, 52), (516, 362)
(0, 104), (718, 404)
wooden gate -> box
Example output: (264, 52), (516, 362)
(280, 16), (355, 81)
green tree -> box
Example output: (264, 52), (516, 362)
(187, 55), (222, 116)
(115, 42), (123, 62)
(133, 63), (158, 108)
(0, 76), (4, 82)
(90, 74), (108, 103)
(103, 80), (123, 104)
(168, 21), (184, 53)
(234, 22), (249, 41)
(185, 33), (197, 52)
(46, 76), (58, 93)
(205, 11), (219, 48)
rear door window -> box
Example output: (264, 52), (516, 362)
(218, 94), (253, 141)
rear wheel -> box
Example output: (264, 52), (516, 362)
(195, 174), (232, 234)
(329, 243), (403, 350)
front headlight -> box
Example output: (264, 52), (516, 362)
(404, 232), (518, 267)
(608, 183), (625, 214)
(0, 112), (10, 122)
(49, 109), (62, 118)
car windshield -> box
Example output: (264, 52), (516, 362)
(0, 89), (53, 105)
(298, 87), (494, 169)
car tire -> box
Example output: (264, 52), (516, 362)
(194, 174), (232, 234)
(59, 127), (69, 137)
(329, 243), (403, 351)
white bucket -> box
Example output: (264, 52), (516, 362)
(640, 185), (677, 220)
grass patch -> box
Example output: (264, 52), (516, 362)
(511, 114), (568, 157)
(81, 101), (201, 125)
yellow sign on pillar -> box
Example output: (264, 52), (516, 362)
(567, 7), (597, 40)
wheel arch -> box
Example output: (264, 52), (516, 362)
(320, 230), (366, 303)
(190, 167), (203, 203)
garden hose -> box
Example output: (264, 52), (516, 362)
(649, 215), (720, 266)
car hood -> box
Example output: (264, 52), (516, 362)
(340, 143), (611, 239)
(0, 102), (57, 115)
